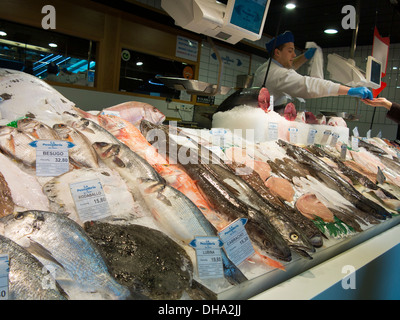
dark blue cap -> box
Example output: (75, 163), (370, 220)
(266, 31), (294, 53)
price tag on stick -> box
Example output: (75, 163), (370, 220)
(0, 254), (9, 300)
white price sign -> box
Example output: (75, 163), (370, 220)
(69, 179), (111, 222)
(30, 140), (74, 176)
(0, 254), (9, 300)
(218, 218), (254, 266)
(189, 237), (224, 280)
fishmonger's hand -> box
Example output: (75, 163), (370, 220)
(347, 87), (373, 100)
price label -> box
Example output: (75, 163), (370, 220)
(340, 143), (348, 160)
(0, 254), (9, 300)
(307, 129), (317, 145)
(330, 133), (340, 147)
(268, 122), (278, 141)
(320, 130), (331, 145)
(218, 218), (254, 266)
(30, 140), (74, 176)
(189, 236), (224, 280)
(69, 179), (111, 222)
(351, 136), (359, 151)
(288, 127), (298, 144)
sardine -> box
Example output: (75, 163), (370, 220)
(0, 234), (68, 300)
(136, 178), (247, 286)
(84, 221), (216, 300)
(53, 123), (99, 168)
(0, 126), (36, 167)
(0, 210), (131, 300)
(278, 140), (392, 220)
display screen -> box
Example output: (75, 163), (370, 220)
(230, 0), (268, 34)
(370, 59), (381, 85)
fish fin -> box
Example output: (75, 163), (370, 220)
(26, 238), (64, 269)
(253, 250), (286, 271)
(112, 156), (126, 168)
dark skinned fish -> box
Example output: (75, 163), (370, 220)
(84, 221), (217, 300)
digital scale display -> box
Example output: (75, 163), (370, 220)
(230, 0), (269, 34)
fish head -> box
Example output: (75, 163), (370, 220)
(0, 211), (44, 245)
(285, 230), (316, 258)
(139, 120), (157, 137)
(92, 142), (120, 159)
(144, 106), (166, 125)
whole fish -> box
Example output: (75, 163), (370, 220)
(98, 101), (166, 128)
(17, 118), (60, 140)
(136, 178), (247, 286)
(0, 211), (131, 300)
(197, 163), (315, 259)
(0, 126), (36, 167)
(226, 161), (325, 248)
(278, 140), (392, 220)
(182, 163), (292, 262)
(84, 221), (215, 300)
(0, 234), (68, 300)
(53, 123), (99, 168)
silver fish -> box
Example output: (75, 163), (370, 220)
(17, 118), (60, 140)
(53, 123), (99, 168)
(0, 234), (68, 300)
(0, 126), (36, 167)
(0, 211), (131, 300)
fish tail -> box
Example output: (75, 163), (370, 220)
(221, 250), (247, 285)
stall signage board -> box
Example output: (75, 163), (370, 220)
(176, 36), (198, 62)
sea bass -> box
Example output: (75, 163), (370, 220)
(136, 178), (247, 286)
(0, 234), (68, 300)
(0, 211), (131, 300)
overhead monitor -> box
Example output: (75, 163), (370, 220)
(366, 55), (382, 89)
(223, 0), (271, 41)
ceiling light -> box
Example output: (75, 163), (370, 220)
(136, 61), (143, 66)
(286, 3), (296, 9)
(0, 31), (6, 36)
(48, 42), (58, 48)
(324, 29), (338, 34)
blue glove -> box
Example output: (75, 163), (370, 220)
(347, 87), (373, 99)
(304, 48), (316, 60)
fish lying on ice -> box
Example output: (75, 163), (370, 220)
(42, 167), (137, 226)
(0, 68), (75, 123)
(84, 221), (215, 300)
(16, 118), (60, 140)
(0, 234), (68, 300)
(0, 210), (132, 300)
(53, 123), (99, 168)
(0, 152), (49, 211)
(0, 126), (36, 167)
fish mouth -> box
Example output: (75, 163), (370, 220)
(290, 245), (316, 259)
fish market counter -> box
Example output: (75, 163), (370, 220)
(217, 214), (400, 300)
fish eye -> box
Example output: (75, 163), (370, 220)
(15, 212), (25, 220)
(290, 233), (299, 241)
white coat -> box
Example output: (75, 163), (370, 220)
(253, 59), (341, 105)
